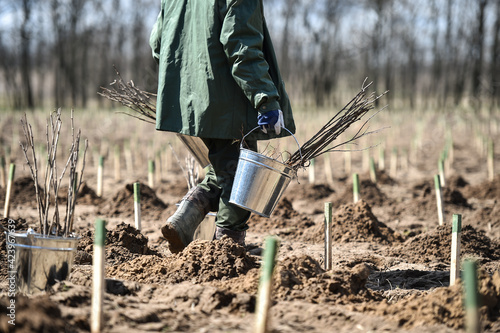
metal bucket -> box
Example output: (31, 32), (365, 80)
(5, 230), (79, 294)
(229, 127), (301, 218)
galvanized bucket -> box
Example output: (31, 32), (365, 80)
(5, 230), (79, 294)
(230, 127), (301, 218)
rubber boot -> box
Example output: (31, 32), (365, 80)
(161, 200), (204, 254)
(214, 226), (246, 246)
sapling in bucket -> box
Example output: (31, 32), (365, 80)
(6, 109), (88, 294)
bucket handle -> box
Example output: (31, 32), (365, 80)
(241, 126), (304, 167)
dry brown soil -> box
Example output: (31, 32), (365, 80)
(0, 110), (499, 332)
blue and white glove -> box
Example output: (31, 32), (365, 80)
(257, 110), (284, 135)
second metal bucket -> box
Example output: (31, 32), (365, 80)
(230, 127), (300, 218)
(6, 230), (79, 294)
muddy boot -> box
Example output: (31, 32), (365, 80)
(161, 200), (204, 253)
(214, 226), (246, 246)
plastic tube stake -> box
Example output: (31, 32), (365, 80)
(3, 163), (15, 218)
(438, 158), (446, 187)
(353, 173), (360, 203)
(362, 150), (370, 172)
(148, 160), (155, 188)
(124, 142), (133, 174)
(390, 147), (398, 177)
(0, 155), (5, 188)
(450, 214), (462, 286)
(133, 182), (141, 231)
(434, 174), (445, 226)
(401, 149), (409, 171)
(324, 154), (334, 186)
(487, 139), (494, 181)
(97, 156), (104, 197)
(91, 219), (106, 333)
(308, 158), (315, 184)
(324, 202), (333, 271)
(255, 236), (279, 333)
(463, 260), (480, 333)
(114, 146), (121, 181)
(344, 150), (351, 175)
(369, 157), (377, 184)
(378, 146), (385, 171)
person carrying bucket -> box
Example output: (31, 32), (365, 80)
(149, 0), (295, 253)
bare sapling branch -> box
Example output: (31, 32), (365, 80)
(19, 109), (87, 237)
(98, 67), (157, 123)
(20, 115), (44, 232)
(185, 156), (199, 190)
(284, 80), (388, 171)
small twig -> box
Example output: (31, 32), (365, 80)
(285, 81), (388, 170)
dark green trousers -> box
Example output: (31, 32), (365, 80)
(196, 138), (257, 232)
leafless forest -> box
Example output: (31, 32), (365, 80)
(0, 0), (499, 112)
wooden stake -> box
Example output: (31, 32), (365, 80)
(0, 155), (5, 188)
(91, 218), (106, 333)
(97, 156), (104, 198)
(148, 160), (155, 188)
(463, 260), (480, 333)
(308, 158), (315, 184)
(487, 139), (494, 181)
(450, 214), (462, 286)
(353, 173), (360, 203)
(369, 157), (377, 184)
(254, 236), (279, 333)
(324, 202), (333, 271)
(133, 182), (141, 231)
(3, 163), (15, 218)
(324, 154), (334, 186)
(434, 174), (445, 226)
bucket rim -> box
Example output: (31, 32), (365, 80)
(240, 148), (296, 177)
(4, 230), (81, 241)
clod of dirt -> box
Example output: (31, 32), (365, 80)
(361, 269), (500, 331)
(249, 197), (315, 236)
(464, 175), (500, 200)
(76, 182), (103, 205)
(375, 170), (397, 185)
(0, 177), (37, 207)
(447, 174), (469, 188)
(107, 237), (258, 284)
(77, 222), (151, 265)
(335, 179), (390, 208)
(388, 224), (500, 265)
(0, 295), (66, 333)
(301, 200), (403, 244)
(98, 182), (168, 219)
(273, 255), (381, 304)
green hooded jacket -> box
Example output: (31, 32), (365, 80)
(149, 0), (295, 141)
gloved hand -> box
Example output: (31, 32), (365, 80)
(257, 110), (284, 135)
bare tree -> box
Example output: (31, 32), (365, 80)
(490, 0), (500, 108)
(471, 0), (488, 110)
(20, 0), (34, 109)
